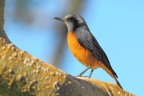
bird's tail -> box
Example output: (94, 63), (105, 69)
(113, 76), (123, 89)
(101, 64), (123, 89)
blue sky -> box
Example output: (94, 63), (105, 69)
(5, 0), (144, 95)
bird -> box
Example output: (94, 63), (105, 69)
(54, 14), (123, 89)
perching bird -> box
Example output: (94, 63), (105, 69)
(54, 14), (123, 89)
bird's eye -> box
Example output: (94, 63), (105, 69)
(67, 17), (74, 21)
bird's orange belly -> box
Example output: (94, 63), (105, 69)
(67, 32), (100, 69)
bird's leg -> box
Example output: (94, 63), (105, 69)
(88, 70), (94, 78)
(77, 66), (91, 77)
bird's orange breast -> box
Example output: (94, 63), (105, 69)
(67, 32), (96, 67)
(67, 32), (114, 77)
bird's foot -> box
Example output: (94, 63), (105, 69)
(75, 75), (89, 78)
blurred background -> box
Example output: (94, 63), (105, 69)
(4, 0), (144, 95)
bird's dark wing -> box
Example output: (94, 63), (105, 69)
(75, 28), (118, 78)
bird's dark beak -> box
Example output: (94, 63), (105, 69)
(54, 17), (64, 22)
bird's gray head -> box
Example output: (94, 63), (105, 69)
(54, 14), (86, 32)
